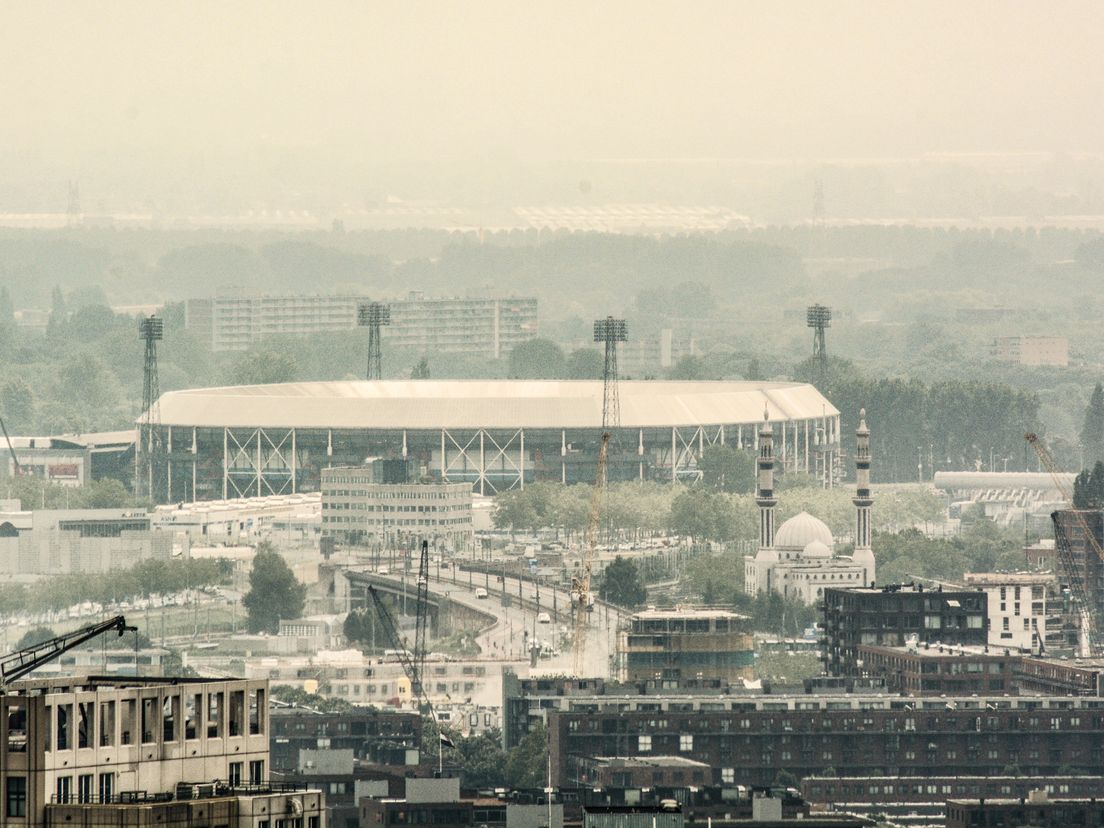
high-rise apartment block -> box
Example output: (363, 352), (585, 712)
(185, 293), (538, 358)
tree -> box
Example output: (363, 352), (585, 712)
(0, 378), (35, 433)
(745, 357), (763, 381)
(243, 544), (306, 633)
(229, 348), (299, 386)
(698, 446), (756, 493)
(453, 729), (509, 789)
(668, 355), (706, 380)
(1082, 383), (1104, 466)
(508, 338), (566, 379)
(15, 627), (56, 650)
(566, 348), (603, 379)
(505, 723), (547, 787)
(598, 555), (647, 608)
(1074, 462), (1104, 509)
(411, 357), (431, 379)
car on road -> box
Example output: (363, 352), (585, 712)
(537, 612), (552, 624)
(475, 587), (489, 599)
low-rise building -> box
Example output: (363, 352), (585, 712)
(855, 641), (1017, 695)
(619, 608), (753, 684)
(947, 789), (1102, 828)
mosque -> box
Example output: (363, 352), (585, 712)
(744, 408), (874, 604)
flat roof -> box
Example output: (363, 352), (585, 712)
(152, 379), (839, 430)
(632, 608), (750, 620)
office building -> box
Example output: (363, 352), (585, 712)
(620, 608), (753, 684)
(185, 293), (538, 358)
(321, 466), (473, 551)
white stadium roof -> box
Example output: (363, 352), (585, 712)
(154, 380), (838, 431)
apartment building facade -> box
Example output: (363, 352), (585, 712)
(185, 293), (537, 358)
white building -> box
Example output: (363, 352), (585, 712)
(745, 409), (875, 604)
(964, 571), (1060, 653)
(186, 292), (538, 358)
(321, 466), (473, 552)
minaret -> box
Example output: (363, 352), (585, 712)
(852, 408), (875, 586)
(751, 407), (779, 594)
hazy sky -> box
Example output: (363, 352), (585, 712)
(2, 1), (1103, 201)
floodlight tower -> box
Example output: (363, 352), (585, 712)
(137, 315), (163, 499)
(807, 304), (831, 373)
(357, 302), (391, 380)
(593, 316), (627, 431)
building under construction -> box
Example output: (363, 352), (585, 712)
(1052, 510), (1104, 646)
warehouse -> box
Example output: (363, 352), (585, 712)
(147, 379), (840, 503)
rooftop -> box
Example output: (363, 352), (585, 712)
(632, 607), (750, 620)
(152, 379), (838, 430)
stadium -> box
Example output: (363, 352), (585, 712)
(147, 380), (840, 502)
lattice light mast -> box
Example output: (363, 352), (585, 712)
(807, 304), (831, 372)
(138, 315), (163, 499)
(593, 316), (627, 431)
(357, 302), (391, 380)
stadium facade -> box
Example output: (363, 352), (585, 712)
(146, 380), (840, 503)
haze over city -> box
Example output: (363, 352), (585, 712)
(3, 5), (1104, 828)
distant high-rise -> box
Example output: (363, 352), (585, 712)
(186, 293), (537, 359)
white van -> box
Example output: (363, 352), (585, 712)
(475, 587), (489, 599)
(537, 612), (552, 624)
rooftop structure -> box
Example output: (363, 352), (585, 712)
(144, 380), (840, 502)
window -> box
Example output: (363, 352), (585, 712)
(78, 774), (93, 804)
(7, 703), (27, 753)
(680, 734), (693, 751)
(6, 777), (26, 817)
(638, 735), (652, 752)
(229, 762), (243, 786)
(721, 768), (735, 783)
(57, 776), (72, 804)
(229, 691), (245, 737)
(100, 701), (115, 747)
(57, 704), (72, 750)
(250, 690), (264, 735)
(99, 773), (114, 803)
(250, 760), (265, 785)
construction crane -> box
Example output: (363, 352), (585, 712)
(1, 615), (135, 688)
(571, 431), (609, 675)
(0, 413), (22, 476)
(366, 556), (448, 774)
(1025, 433), (1100, 655)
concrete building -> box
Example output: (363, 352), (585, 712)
(745, 409), (872, 604)
(321, 466), (473, 552)
(0, 507), (180, 577)
(822, 584), (988, 677)
(963, 571), (1061, 653)
(152, 492), (322, 545)
(935, 471), (1071, 529)
(0, 431), (136, 488)
(185, 293), (538, 358)
(619, 608), (753, 685)
(148, 380), (841, 502)
(991, 335), (1069, 367)
(0, 676), (324, 828)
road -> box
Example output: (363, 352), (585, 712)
(385, 559), (623, 679)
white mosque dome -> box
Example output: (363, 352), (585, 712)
(802, 539), (831, 559)
(775, 511), (834, 550)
